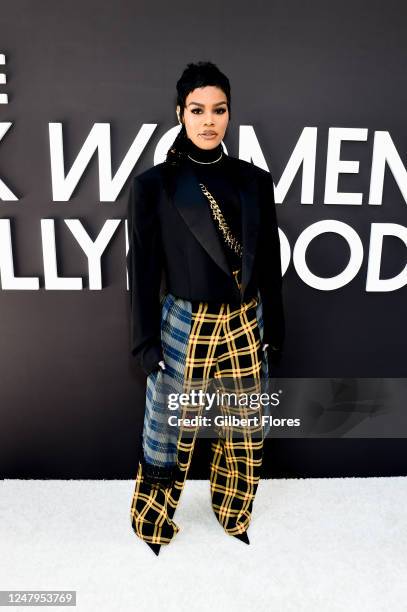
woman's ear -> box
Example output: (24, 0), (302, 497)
(176, 105), (182, 124)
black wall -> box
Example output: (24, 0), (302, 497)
(1, 0), (406, 478)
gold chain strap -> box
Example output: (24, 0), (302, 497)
(199, 183), (243, 258)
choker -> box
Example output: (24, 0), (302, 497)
(186, 137), (223, 164)
(187, 151), (223, 164)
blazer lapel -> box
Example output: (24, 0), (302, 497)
(171, 161), (231, 278)
(171, 156), (260, 298)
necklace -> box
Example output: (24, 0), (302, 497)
(199, 182), (243, 258)
(187, 151), (223, 164)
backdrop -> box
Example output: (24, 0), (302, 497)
(1, 0), (406, 478)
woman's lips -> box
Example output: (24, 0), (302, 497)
(200, 133), (217, 139)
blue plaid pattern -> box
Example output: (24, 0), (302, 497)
(257, 293), (272, 437)
(142, 291), (270, 469)
(142, 293), (192, 468)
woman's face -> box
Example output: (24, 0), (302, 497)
(177, 86), (229, 149)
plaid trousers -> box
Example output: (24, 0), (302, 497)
(130, 270), (270, 546)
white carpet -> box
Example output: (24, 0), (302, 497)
(1, 477), (406, 611)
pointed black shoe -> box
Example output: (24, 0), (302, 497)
(147, 542), (161, 556)
(233, 531), (250, 545)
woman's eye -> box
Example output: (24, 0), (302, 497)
(191, 108), (227, 114)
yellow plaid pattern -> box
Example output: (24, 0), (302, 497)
(130, 275), (265, 547)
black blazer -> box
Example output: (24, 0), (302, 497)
(126, 154), (285, 374)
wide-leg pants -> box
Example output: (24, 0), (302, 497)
(130, 277), (269, 547)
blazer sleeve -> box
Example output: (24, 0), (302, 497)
(126, 174), (164, 375)
(257, 169), (285, 359)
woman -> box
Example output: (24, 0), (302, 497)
(127, 61), (285, 555)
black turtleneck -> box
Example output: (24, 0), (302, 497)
(184, 137), (242, 274)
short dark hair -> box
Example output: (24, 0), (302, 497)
(166, 61), (231, 166)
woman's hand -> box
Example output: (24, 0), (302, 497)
(268, 345), (283, 367)
(139, 341), (165, 376)
(261, 342), (283, 367)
